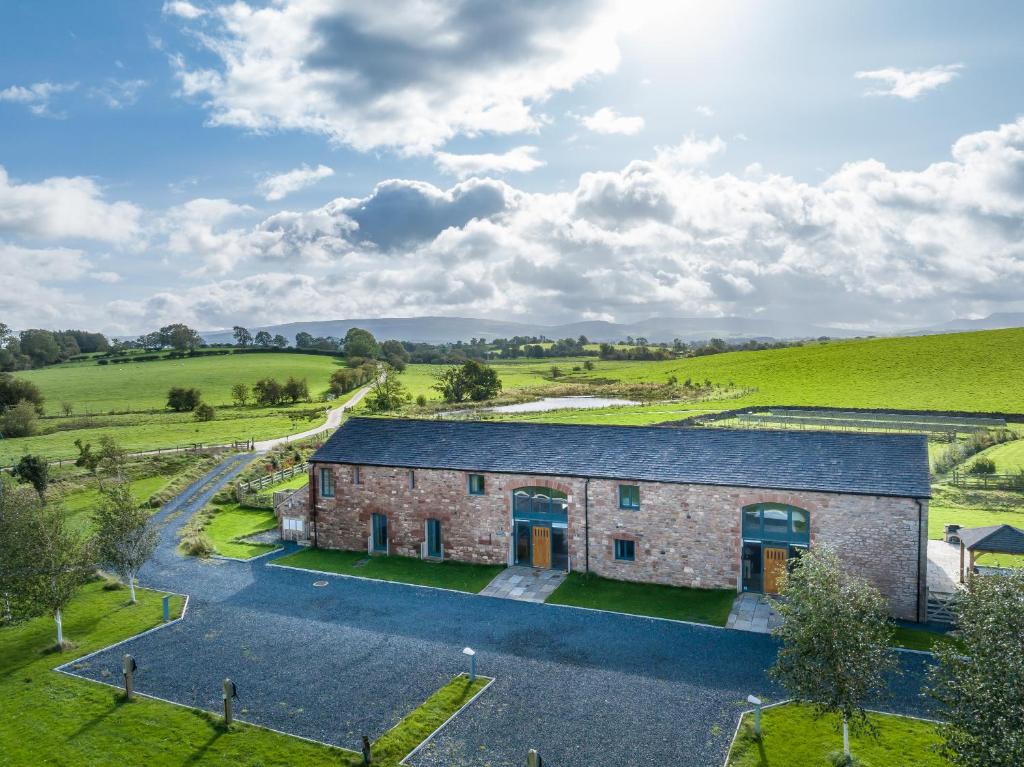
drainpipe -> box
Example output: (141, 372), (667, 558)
(310, 464), (319, 549)
(914, 498), (924, 622)
(584, 477), (591, 573)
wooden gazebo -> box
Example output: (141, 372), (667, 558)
(956, 524), (1024, 583)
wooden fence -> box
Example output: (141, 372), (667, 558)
(237, 462), (309, 493)
(951, 469), (1024, 490)
(926, 591), (958, 625)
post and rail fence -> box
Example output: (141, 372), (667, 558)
(950, 469), (1024, 491)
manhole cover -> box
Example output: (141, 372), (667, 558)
(313, 580), (329, 587)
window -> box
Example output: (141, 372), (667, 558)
(614, 539), (636, 562)
(468, 474), (485, 495)
(319, 468), (335, 498)
(409, 469), (416, 489)
(353, 466), (362, 485)
(283, 517), (304, 532)
(741, 504), (810, 544)
(618, 484), (640, 510)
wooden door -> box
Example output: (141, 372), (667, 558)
(763, 547), (788, 594)
(532, 526), (551, 569)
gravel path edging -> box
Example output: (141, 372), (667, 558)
(55, 591), (190, 674)
(399, 674), (496, 766)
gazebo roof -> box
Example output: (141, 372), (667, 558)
(958, 524), (1024, 555)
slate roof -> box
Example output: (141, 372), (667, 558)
(958, 524), (1024, 554)
(312, 418), (932, 498)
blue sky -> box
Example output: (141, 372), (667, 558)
(1, 0), (1023, 334)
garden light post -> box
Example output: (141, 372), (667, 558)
(463, 647), (476, 681)
(223, 678), (237, 725)
(162, 594), (171, 622)
(527, 748), (543, 767)
(747, 695), (762, 737)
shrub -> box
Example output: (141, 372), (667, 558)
(968, 456), (997, 475)
(1, 399), (39, 437)
(193, 402), (216, 421)
(181, 531), (214, 557)
(167, 386), (202, 412)
(415, 394), (427, 407)
(253, 377), (284, 406)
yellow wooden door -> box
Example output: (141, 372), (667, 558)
(532, 526), (551, 569)
(763, 547), (788, 594)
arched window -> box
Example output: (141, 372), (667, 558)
(741, 503), (810, 544)
(512, 486), (568, 519)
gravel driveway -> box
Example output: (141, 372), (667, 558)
(63, 458), (936, 767)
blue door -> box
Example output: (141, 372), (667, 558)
(427, 519), (441, 558)
(372, 513), (388, 553)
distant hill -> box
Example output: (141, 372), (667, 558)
(200, 315), (864, 345)
(914, 312), (1024, 335)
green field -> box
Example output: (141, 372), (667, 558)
(16, 352), (342, 412)
(395, 328), (1024, 425)
(726, 703), (948, 767)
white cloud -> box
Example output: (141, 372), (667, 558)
(162, 1), (205, 19)
(166, 0), (626, 153)
(695, 105), (714, 117)
(434, 146), (545, 178)
(160, 198), (257, 274)
(116, 117), (1024, 331)
(577, 106), (645, 135)
(0, 81), (77, 117)
(855, 64), (963, 100)
(89, 78), (148, 109)
(654, 134), (727, 167)
(0, 165), (142, 245)
(91, 271), (122, 283)
(258, 164), (334, 201)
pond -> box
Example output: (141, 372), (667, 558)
(478, 395), (639, 414)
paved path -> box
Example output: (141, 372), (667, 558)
(253, 379), (375, 451)
(480, 566), (566, 602)
(62, 460), (936, 767)
(726, 593), (783, 633)
(928, 540), (962, 591)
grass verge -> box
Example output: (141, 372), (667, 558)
(546, 572), (736, 626)
(274, 548), (505, 593)
(0, 581), (349, 766)
(726, 702), (949, 767)
(181, 500), (278, 559)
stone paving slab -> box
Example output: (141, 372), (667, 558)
(479, 566), (567, 603)
(727, 593), (783, 634)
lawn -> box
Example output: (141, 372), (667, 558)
(546, 572), (737, 626)
(199, 501), (279, 559)
(962, 438), (1024, 473)
(60, 474), (174, 530)
(726, 702), (949, 767)
(15, 352), (343, 412)
(0, 581), (490, 766)
(892, 624), (960, 653)
(273, 548), (506, 593)
(0, 405), (327, 464)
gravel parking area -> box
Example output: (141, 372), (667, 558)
(62, 458), (936, 766)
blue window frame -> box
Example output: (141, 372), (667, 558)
(426, 518), (441, 558)
(409, 469), (416, 489)
(353, 465), (362, 485)
(468, 474), (485, 495)
(371, 513), (388, 553)
(319, 468), (335, 498)
(618, 484), (640, 510)
(741, 503), (810, 545)
(614, 539), (635, 562)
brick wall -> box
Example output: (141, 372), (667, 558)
(310, 462), (927, 621)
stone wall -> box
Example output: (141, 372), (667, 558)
(310, 462), (927, 621)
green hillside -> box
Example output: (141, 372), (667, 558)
(15, 352), (342, 413)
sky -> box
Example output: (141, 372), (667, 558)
(1, 0), (1023, 335)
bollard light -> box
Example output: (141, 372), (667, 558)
(462, 647), (477, 682)
(747, 695), (763, 737)
(122, 654), (137, 700)
(162, 594), (171, 622)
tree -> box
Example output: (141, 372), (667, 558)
(583, 360), (595, 371)
(193, 402), (216, 421)
(365, 366), (409, 412)
(0, 484), (41, 623)
(254, 330), (273, 347)
(231, 382), (250, 407)
(19, 499), (93, 647)
(769, 547), (897, 763)
(433, 360), (502, 403)
(344, 327), (380, 359)
(158, 323), (202, 351)
(91, 483), (158, 604)
(928, 571), (1024, 767)
(232, 326), (253, 347)
(253, 377), (284, 406)
(73, 438), (101, 474)
(272, 334), (289, 348)
(967, 457), (997, 476)
(0, 372), (45, 413)
(96, 435), (128, 484)
(18, 329), (61, 366)
(166, 386), (202, 412)
(1, 398), (39, 437)
(380, 339), (409, 371)
(283, 376), (310, 403)
(295, 331), (314, 349)
(13, 454), (49, 502)
(61, 401), (74, 417)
